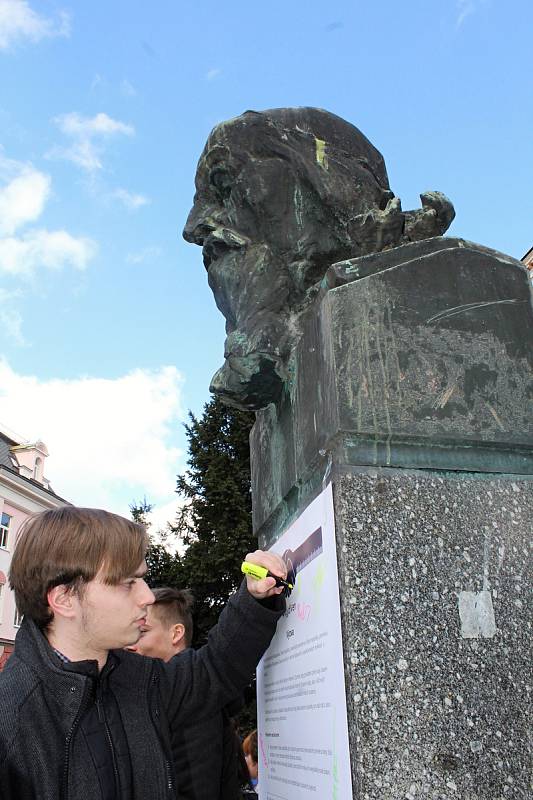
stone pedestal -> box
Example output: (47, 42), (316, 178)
(335, 468), (531, 799)
(251, 237), (532, 798)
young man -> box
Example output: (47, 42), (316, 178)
(128, 587), (243, 800)
(127, 586), (194, 662)
(0, 506), (285, 800)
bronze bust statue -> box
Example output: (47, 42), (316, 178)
(184, 107), (454, 411)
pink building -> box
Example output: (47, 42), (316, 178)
(0, 425), (67, 670)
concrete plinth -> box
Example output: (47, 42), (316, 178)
(335, 468), (531, 799)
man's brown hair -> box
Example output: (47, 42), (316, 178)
(151, 587), (194, 647)
(9, 506), (149, 629)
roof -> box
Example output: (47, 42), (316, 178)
(521, 246), (533, 266)
(0, 425), (25, 446)
(0, 430), (67, 504)
(0, 435), (18, 470)
(0, 462), (68, 504)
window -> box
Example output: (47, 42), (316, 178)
(33, 457), (42, 480)
(13, 606), (23, 627)
(0, 513), (10, 549)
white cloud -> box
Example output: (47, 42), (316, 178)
(455, 0), (486, 28)
(57, 112), (134, 138)
(113, 188), (149, 210)
(0, 228), (96, 276)
(0, 360), (185, 518)
(0, 155), (97, 279)
(90, 73), (104, 92)
(126, 246), (162, 264)
(121, 79), (137, 97)
(0, 153), (97, 338)
(0, 289), (25, 344)
(0, 156), (50, 235)
(206, 68), (221, 81)
(456, 0), (474, 26)
(0, 0), (70, 50)
(50, 111), (135, 172)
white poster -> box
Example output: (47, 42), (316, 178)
(257, 483), (353, 800)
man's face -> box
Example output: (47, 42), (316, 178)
(126, 605), (181, 662)
(74, 560), (154, 654)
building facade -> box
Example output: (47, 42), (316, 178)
(522, 245), (533, 277)
(0, 426), (66, 670)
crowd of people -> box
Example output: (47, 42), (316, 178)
(0, 505), (287, 799)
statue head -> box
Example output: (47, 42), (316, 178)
(184, 107), (454, 410)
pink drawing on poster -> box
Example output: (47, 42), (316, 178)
(259, 732), (268, 768)
(297, 602), (311, 621)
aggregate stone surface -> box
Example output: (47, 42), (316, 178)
(333, 469), (532, 799)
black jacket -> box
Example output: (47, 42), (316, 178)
(0, 583), (283, 800)
(171, 700), (243, 800)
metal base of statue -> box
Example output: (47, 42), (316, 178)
(251, 237), (533, 799)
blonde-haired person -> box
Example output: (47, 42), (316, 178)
(0, 506), (287, 800)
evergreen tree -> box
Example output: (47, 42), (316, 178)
(129, 496), (153, 526)
(145, 543), (182, 588)
(171, 396), (257, 646)
(130, 398), (259, 728)
(130, 498), (183, 588)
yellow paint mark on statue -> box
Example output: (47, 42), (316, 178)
(315, 138), (327, 168)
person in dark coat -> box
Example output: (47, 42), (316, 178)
(0, 506), (286, 800)
(127, 586), (243, 800)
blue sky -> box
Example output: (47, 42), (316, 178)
(0, 0), (531, 530)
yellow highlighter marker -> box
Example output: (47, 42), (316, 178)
(241, 561), (293, 591)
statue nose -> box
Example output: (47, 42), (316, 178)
(183, 204), (222, 245)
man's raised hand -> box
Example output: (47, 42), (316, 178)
(243, 550), (287, 599)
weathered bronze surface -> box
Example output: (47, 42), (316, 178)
(184, 107), (454, 410)
(250, 238), (533, 536)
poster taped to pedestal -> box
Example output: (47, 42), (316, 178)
(256, 482), (353, 799)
